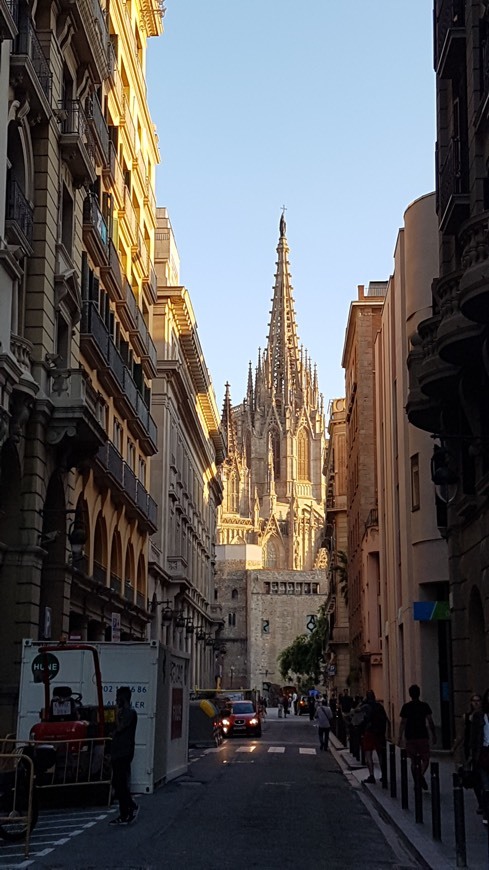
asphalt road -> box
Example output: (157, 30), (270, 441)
(1, 713), (420, 869)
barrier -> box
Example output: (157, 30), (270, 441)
(0, 749), (35, 857)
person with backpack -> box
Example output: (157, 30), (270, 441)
(360, 690), (388, 784)
(315, 696), (333, 751)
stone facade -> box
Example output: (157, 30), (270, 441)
(0, 1), (163, 733)
(215, 215), (327, 693)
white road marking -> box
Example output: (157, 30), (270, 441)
(268, 746), (286, 753)
(299, 747), (317, 755)
(236, 745), (256, 753)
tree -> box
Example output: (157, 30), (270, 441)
(278, 606), (330, 684)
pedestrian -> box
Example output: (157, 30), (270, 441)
(292, 690), (298, 715)
(278, 695), (283, 718)
(283, 694), (290, 717)
(109, 686), (139, 826)
(307, 694), (316, 721)
(453, 692), (484, 813)
(468, 688), (489, 824)
(360, 690), (388, 784)
(315, 696), (333, 751)
(398, 684), (436, 790)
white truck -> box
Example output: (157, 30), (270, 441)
(17, 639), (190, 794)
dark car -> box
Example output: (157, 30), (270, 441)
(221, 701), (262, 738)
(298, 696), (310, 716)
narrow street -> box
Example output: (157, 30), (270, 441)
(1, 715), (419, 870)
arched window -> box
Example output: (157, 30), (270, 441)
(264, 538), (278, 568)
(298, 428), (310, 481)
(231, 588), (238, 600)
(270, 429), (280, 479)
(228, 612), (236, 627)
(227, 471), (239, 513)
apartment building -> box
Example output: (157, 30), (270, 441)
(149, 209), (226, 691)
(0, 0), (163, 732)
(341, 283), (386, 698)
(377, 193), (451, 745)
(323, 398), (350, 693)
(407, 1), (489, 723)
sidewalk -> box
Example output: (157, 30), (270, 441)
(330, 733), (489, 869)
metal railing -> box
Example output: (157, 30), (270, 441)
(15, 14), (51, 100)
(0, 748), (35, 857)
(87, 92), (109, 159)
(6, 178), (34, 244)
(83, 194), (109, 248)
(62, 99), (95, 164)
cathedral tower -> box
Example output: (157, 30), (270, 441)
(215, 215), (327, 693)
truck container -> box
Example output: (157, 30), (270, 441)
(16, 639), (189, 794)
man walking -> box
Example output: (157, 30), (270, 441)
(398, 684), (436, 790)
(315, 696), (333, 751)
(360, 690), (388, 784)
(109, 686), (139, 826)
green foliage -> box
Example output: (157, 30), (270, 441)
(278, 607), (330, 683)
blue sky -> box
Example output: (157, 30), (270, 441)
(147, 2), (435, 412)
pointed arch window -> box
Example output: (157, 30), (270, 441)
(264, 538), (278, 568)
(227, 471), (239, 513)
(270, 429), (280, 479)
(298, 428), (310, 481)
(245, 431), (251, 469)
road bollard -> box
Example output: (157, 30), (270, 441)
(401, 748), (409, 810)
(431, 761), (441, 841)
(413, 754), (423, 824)
(381, 742), (388, 789)
(389, 743), (397, 799)
(453, 771), (467, 868)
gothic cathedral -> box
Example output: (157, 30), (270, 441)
(215, 215), (328, 695)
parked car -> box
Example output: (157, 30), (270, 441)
(221, 701), (262, 738)
(298, 696), (309, 716)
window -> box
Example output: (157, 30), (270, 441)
(139, 458), (146, 484)
(228, 612), (236, 627)
(270, 429), (280, 479)
(127, 440), (136, 470)
(231, 588), (238, 600)
(60, 184), (74, 254)
(298, 428), (310, 480)
(227, 471), (239, 513)
(55, 314), (69, 368)
(411, 453), (420, 511)
(264, 539), (277, 568)
(113, 419), (123, 452)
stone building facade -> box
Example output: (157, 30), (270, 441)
(323, 398), (350, 693)
(215, 215), (327, 693)
(406, 2), (489, 729)
(0, 0), (163, 733)
(148, 209), (226, 692)
(342, 283), (386, 697)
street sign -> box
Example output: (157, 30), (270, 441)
(413, 601), (450, 621)
(111, 612), (121, 642)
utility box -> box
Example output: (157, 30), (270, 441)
(17, 639), (190, 793)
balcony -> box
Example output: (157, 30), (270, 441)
(60, 101), (97, 188)
(5, 178), (33, 255)
(95, 441), (157, 532)
(144, 177), (157, 224)
(80, 301), (110, 370)
(100, 239), (123, 303)
(0, 0), (17, 40)
(83, 194), (109, 266)
(55, 243), (81, 322)
(121, 185), (137, 244)
(58, 0), (109, 84)
(459, 213), (489, 324)
(110, 573), (121, 595)
(130, 391), (158, 454)
(116, 277), (139, 332)
(121, 93), (136, 154)
(130, 310), (157, 378)
(142, 254), (157, 305)
(438, 137), (469, 234)
(167, 556), (188, 583)
(46, 367), (106, 467)
(416, 314), (460, 400)
(10, 13), (51, 120)
(87, 92), (109, 166)
(435, 271), (485, 365)
(103, 141), (124, 207)
(96, 336), (125, 398)
(107, 39), (123, 112)
(406, 334), (441, 434)
(434, 0), (465, 79)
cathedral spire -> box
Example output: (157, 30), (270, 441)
(221, 382), (237, 458)
(263, 211), (301, 413)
